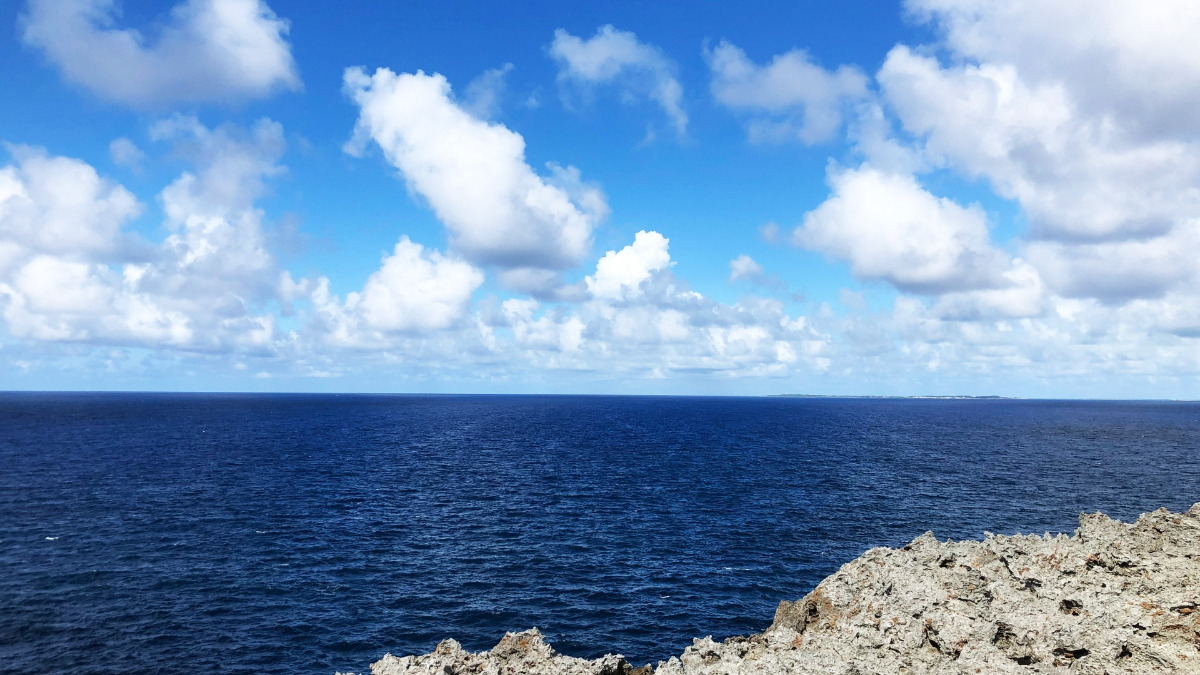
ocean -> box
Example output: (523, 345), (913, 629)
(2, 393), (1198, 674)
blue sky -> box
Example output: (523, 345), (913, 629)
(1, 0), (1199, 397)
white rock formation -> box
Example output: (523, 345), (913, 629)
(362, 629), (649, 675)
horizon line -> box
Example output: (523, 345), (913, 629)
(0, 390), (1196, 402)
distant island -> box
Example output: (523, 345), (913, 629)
(766, 394), (1014, 399)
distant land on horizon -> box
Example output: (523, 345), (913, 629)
(768, 394), (1013, 399)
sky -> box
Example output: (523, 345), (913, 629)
(1, 0), (1199, 397)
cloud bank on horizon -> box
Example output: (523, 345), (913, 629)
(2, 0), (1200, 395)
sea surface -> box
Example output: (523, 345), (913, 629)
(2, 394), (1200, 674)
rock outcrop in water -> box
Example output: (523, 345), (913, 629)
(353, 503), (1200, 674)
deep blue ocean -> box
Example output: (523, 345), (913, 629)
(3, 394), (1200, 674)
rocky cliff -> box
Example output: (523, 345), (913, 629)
(352, 503), (1200, 674)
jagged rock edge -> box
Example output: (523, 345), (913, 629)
(351, 502), (1200, 675)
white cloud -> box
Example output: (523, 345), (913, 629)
(867, 1), (1200, 307)
(878, 46), (1200, 244)
(276, 229), (827, 382)
(795, 167), (1016, 296)
(561, 232), (821, 373)
(0, 118), (285, 352)
(0, 146), (141, 260)
(0, 120), (825, 384)
(768, 0), (1200, 328)
(728, 254), (796, 298)
(24, 0), (300, 106)
(502, 298), (584, 353)
(344, 67), (608, 285)
(586, 230), (672, 301)
(930, 260), (1045, 320)
(2, 254), (193, 344)
(549, 25), (687, 137)
(463, 63), (515, 119)
(22, 0), (300, 108)
(386, 230), (822, 380)
(14, 255), (114, 319)
(493, 267), (583, 300)
(730, 0), (1200, 387)
(728, 254), (764, 282)
(836, 291), (1200, 392)
(349, 237), (482, 333)
(1025, 223), (1200, 302)
(149, 116), (282, 298)
(905, 0), (1200, 140)
(708, 40), (869, 144)
(108, 137), (145, 171)
(13, 1), (1200, 392)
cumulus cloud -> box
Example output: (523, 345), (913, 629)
(108, 137), (145, 171)
(282, 228), (824, 380)
(739, 0), (1200, 381)
(549, 25), (687, 136)
(843, 289), (1200, 394)
(309, 237), (483, 342)
(689, 0), (1200, 387)
(708, 40), (869, 144)
(929, 260), (1045, 320)
(1025, 223), (1200, 302)
(495, 230), (823, 375)
(582, 233), (818, 370)
(344, 67), (608, 289)
(586, 230), (672, 301)
(502, 298), (585, 353)
(906, 0), (1200, 140)
(22, 0), (300, 108)
(0, 118), (286, 351)
(0, 96), (823, 383)
(16, 0), (1200, 391)
(148, 116), (282, 300)
(0, 149), (187, 345)
(2, 255), (193, 344)
(0, 146), (141, 260)
(728, 254), (764, 282)
(763, 0), (1200, 323)
(860, 0), (1200, 308)
(795, 167), (1014, 296)
(878, 46), (1200, 244)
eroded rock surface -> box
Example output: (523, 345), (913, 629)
(356, 503), (1200, 674)
(363, 629), (651, 675)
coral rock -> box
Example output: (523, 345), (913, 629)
(363, 503), (1200, 674)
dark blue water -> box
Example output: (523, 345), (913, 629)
(2, 394), (1199, 674)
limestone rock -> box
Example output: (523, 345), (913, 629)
(368, 628), (651, 675)
(362, 503), (1200, 674)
